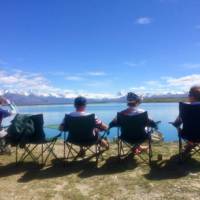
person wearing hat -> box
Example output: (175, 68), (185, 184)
(109, 92), (157, 154)
(59, 96), (109, 155)
(109, 92), (145, 123)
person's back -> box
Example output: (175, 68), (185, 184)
(109, 92), (156, 128)
(172, 86), (200, 153)
(173, 86), (200, 127)
(109, 92), (157, 154)
(59, 96), (109, 150)
(0, 97), (17, 154)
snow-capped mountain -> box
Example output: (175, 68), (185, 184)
(0, 91), (187, 105)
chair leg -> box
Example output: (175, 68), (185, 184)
(42, 141), (58, 165)
(148, 138), (152, 165)
(95, 145), (99, 166)
(22, 145), (38, 162)
(117, 139), (120, 158)
(118, 139), (121, 159)
(64, 132), (66, 160)
(179, 136), (183, 162)
(41, 144), (44, 165)
(17, 144), (38, 163)
(95, 144), (101, 167)
(16, 146), (18, 164)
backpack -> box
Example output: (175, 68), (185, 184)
(7, 114), (35, 147)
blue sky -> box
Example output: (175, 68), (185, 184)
(0, 0), (200, 98)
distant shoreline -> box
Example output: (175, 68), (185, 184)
(16, 98), (187, 106)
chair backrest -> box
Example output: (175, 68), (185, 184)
(63, 114), (96, 143)
(30, 114), (45, 141)
(7, 114), (45, 145)
(117, 111), (148, 140)
(179, 102), (200, 140)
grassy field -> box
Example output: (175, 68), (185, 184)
(1, 142), (200, 200)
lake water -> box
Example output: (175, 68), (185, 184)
(2, 103), (179, 142)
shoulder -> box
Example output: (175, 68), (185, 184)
(119, 109), (130, 115)
(136, 108), (145, 113)
(69, 111), (91, 117)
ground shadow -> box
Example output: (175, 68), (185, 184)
(18, 153), (138, 182)
(18, 155), (95, 182)
(78, 153), (138, 178)
(144, 154), (200, 180)
(0, 161), (41, 178)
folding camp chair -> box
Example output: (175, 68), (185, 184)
(113, 112), (154, 165)
(15, 114), (61, 165)
(63, 114), (107, 165)
(173, 102), (200, 161)
(0, 126), (11, 155)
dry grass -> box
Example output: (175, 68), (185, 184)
(1, 141), (200, 200)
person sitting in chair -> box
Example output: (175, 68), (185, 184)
(109, 92), (157, 154)
(172, 86), (200, 152)
(0, 96), (17, 135)
(0, 96), (17, 154)
(59, 96), (109, 154)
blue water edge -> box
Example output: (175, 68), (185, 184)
(2, 103), (179, 142)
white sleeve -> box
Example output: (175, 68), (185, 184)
(7, 102), (17, 114)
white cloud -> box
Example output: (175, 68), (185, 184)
(87, 71), (106, 76)
(48, 71), (67, 76)
(166, 74), (200, 88)
(124, 61), (146, 67)
(135, 17), (153, 25)
(145, 81), (159, 85)
(65, 76), (84, 81)
(129, 74), (200, 96)
(1, 68), (200, 99)
(0, 69), (56, 95)
(0, 69), (116, 99)
(85, 80), (112, 87)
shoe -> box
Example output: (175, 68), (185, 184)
(133, 145), (148, 155)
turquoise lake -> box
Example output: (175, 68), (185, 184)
(3, 103), (179, 141)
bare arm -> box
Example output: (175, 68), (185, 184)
(100, 122), (108, 131)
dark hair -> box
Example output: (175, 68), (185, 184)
(74, 96), (87, 108)
(189, 86), (200, 101)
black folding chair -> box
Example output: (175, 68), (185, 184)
(63, 114), (107, 165)
(174, 102), (200, 161)
(113, 112), (154, 165)
(15, 114), (61, 165)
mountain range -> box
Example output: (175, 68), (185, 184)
(2, 92), (188, 106)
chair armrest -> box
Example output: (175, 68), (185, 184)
(169, 122), (182, 134)
(101, 130), (110, 139)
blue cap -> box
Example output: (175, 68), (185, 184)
(74, 96), (87, 107)
(127, 92), (141, 103)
